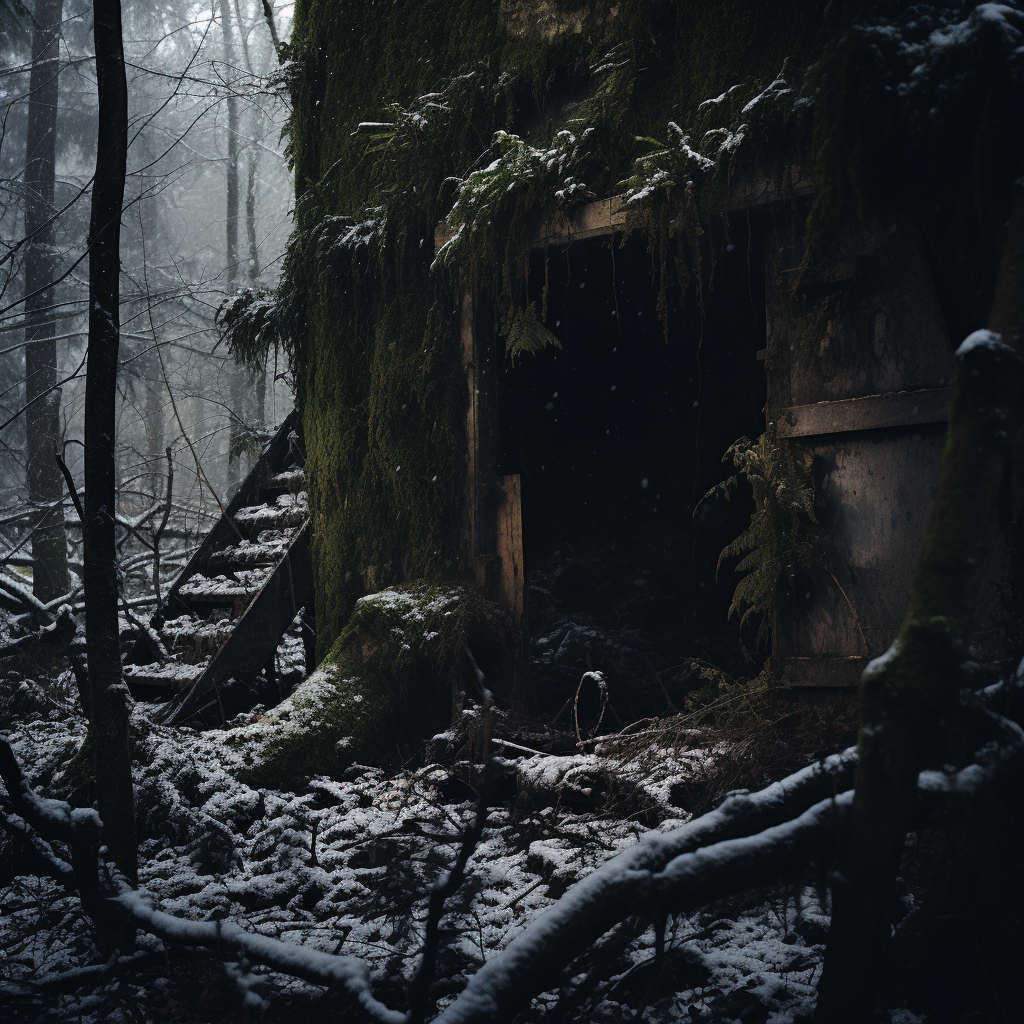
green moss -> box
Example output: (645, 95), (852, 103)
(251, 0), (1024, 665)
(280, 4), (836, 657)
(235, 585), (515, 788)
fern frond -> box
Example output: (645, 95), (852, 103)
(503, 302), (563, 365)
(714, 424), (823, 655)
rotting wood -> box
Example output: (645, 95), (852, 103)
(532, 196), (628, 247)
(123, 411), (311, 721)
(496, 474), (524, 628)
(462, 291), (482, 586)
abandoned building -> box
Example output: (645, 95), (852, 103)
(130, 1), (1021, 771)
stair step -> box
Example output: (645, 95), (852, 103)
(233, 497), (307, 538)
(159, 615), (235, 658)
(124, 659), (208, 694)
(177, 567), (272, 607)
(204, 535), (294, 571)
(263, 469), (306, 496)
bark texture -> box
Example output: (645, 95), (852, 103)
(85, 0), (136, 884)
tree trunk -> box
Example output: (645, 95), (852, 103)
(244, 47), (265, 428)
(220, 0), (246, 494)
(816, 187), (1024, 1022)
(85, 0), (136, 885)
(23, 0), (69, 604)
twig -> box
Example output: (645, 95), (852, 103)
(0, 569), (54, 622)
(140, 214), (240, 541)
(261, 0), (282, 57)
(500, 878), (545, 910)
(0, 740), (404, 1024)
(0, 604), (75, 661)
(408, 665), (494, 1024)
(55, 446), (85, 526)
(490, 737), (548, 758)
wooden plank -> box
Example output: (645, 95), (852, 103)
(165, 520), (314, 724)
(726, 167), (814, 210)
(532, 197), (628, 247)
(461, 290), (484, 586)
(781, 656), (866, 688)
(496, 475), (524, 625)
(496, 473), (528, 711)
(775, 387), (951, 438)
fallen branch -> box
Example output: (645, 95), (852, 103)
(0, 951), (155, 999)
(0, 738), (402, 1024)
(437, 731), (1024, 1024)
(434, 747), (858, 1023)
(114, 888), (404, 1024)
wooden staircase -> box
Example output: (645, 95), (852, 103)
(124, 410), (314, 725)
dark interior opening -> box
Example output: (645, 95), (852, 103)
(497, 222), (767, 717)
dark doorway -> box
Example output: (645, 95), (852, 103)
(497, 222), (767, 717)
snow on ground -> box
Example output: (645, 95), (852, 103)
(0, 675), (922, 1023)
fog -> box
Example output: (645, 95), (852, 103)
(0, 1), (295, 605)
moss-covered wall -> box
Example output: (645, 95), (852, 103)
(270, 0), (1021, 663)
(283, 0), (842, 658)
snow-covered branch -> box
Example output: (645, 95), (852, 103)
(435, 749), (857, 1024)
(114, 887), (405, 1024)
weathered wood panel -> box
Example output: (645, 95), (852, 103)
(777, 429), (948, 684)
(496, 474), (524, 626)
(766, 216), (956, 685)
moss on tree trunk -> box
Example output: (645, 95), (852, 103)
(210, 586), (513, 789)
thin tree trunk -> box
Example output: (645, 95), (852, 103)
(220, 0), (245, 494)
(138, 181), (163, 501)
(85, 0), (136, 885)
(23, 0), (69, 604)
(816, 187), (1024, 1022)
(244, 55), (265, 427)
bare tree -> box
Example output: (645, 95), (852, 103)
(84, 0), (135, 885)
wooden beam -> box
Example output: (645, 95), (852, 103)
(496, 474), (524, 625)
(434, 168), (815, 252)
(775, 387), (951, 439)
(532, 197), (628, 247)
